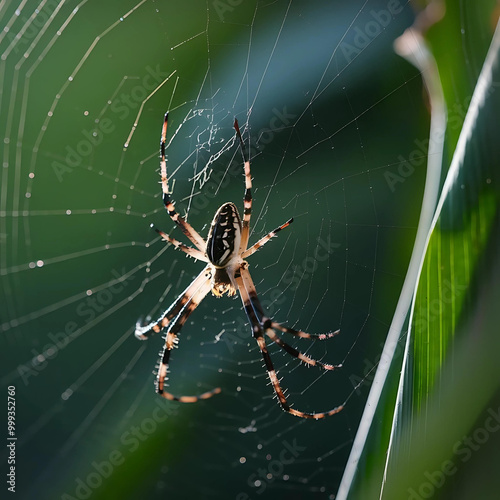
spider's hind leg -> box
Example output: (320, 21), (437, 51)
(154, 273), (221, 403)
(271, 322), (340, 341)
(156, 337), (221, 402)
(134, 266), (211, 340)
(263, 323), (342, 371)
(238, 265), (341, 370)
(235, 271), (344, 420)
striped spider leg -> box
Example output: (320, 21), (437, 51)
(155, 267), (222, 402)
(159, 112), (206, 251)
(235, 269), (343, 420)
(135, 113), (342, 418)
(136, 266), (221, 402)
(135, 266), (209, 340)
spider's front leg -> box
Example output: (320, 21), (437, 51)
(160, 112), (206, 251)
(234, 119), (252, 253)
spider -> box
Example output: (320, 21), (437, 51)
(135, 112), (344, 419)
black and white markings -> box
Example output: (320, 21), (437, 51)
(206, 202), (242, 267)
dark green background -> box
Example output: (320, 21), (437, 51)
(0, 1), (433, 499)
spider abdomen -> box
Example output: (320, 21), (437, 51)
(206, 202), (242, 267)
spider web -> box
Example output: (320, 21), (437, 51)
(0, 1), (430, 499)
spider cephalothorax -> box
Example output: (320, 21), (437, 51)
(134, 113), (344, 420)
(210, 266), (237, 297)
